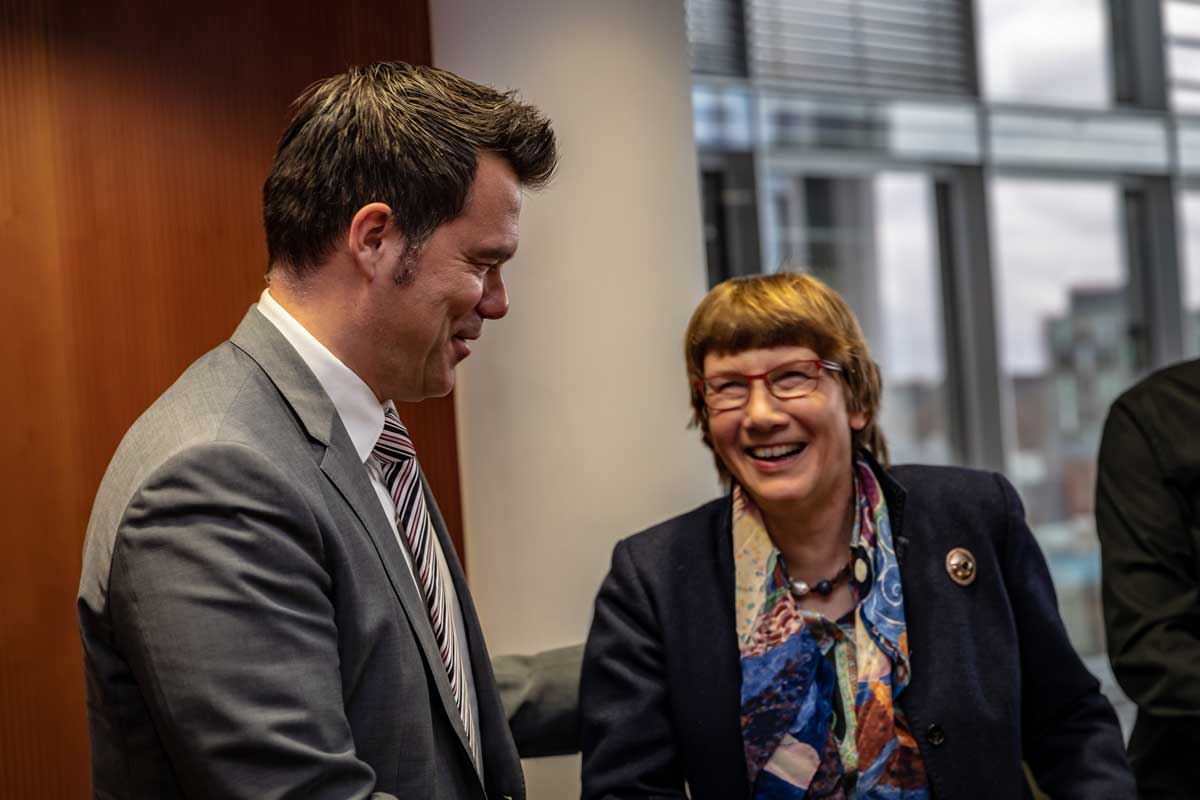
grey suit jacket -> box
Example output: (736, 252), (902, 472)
(77, 307), (525, 800)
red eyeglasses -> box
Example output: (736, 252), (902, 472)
(697, 359), (843, 411)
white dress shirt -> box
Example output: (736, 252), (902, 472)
(256, 288), (483, 769)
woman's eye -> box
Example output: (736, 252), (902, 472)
(773, 370), (807, 384)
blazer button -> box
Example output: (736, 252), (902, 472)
(926, 723), (946, 747)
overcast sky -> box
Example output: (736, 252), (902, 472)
(872, 175), (1128, 379)
(864, 175), (1135, 379)
(989, 179), (1123, 375)
(977, 0), (1109, 107)
(1183, 195), (1200, 310)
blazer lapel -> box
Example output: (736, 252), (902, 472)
(229, 307), (477, 777)
(870, 460), (949, 794)
(684, 494), (751, 799)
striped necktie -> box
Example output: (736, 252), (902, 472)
(370, 408), (478, 759)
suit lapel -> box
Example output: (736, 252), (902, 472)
(229, 307), (482, 783)
(425, 482), (524, 798)
(317, 442), (470, 737)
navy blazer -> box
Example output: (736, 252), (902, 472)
(580, 463), (1135, 799)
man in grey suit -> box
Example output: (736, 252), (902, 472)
(78, 62), (569, 799)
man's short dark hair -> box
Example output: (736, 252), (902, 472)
(263, 61), (558, 277)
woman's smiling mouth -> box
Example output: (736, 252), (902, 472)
(746, 442), (807, 462)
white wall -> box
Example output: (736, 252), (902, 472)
(431, 1), (719, 795)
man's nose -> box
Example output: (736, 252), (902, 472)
(478, 267), (509, 320)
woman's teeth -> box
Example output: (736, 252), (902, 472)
(748, 443), (805, 461)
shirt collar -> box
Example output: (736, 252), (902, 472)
(256, 288), (393, 463)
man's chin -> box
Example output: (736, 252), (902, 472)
(390, 373), (455, 403)
(423, 371), (456, 399)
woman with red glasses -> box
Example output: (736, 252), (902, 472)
(579, 272), (1133, 800)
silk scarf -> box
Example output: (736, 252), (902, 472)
(734, 460), (929, 798)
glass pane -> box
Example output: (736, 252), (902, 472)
(977, 0), (1110, 108)
(766, 169), (955, 465)
(1174, 90), (1200, 119)
(1167, 42), (1200, 114)
(1181, 192), (1200, 355)
(692, 83), (754, 150)
(1166, 0), (1200, 37)
(990, 177), (1136, 731)
(1166, 1), (1200, 112)
(991, 180), (1125, 615)
(875, 175), (952, 464)
(1168, 43), (1200, 86)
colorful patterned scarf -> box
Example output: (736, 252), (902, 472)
(734, 460), (928, 799)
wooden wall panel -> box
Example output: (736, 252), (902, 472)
(0, 1), (473, 796)
(0, 8), (84, 796)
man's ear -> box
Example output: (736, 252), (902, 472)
(347, 203), (399, 279)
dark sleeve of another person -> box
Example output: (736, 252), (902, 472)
(493, 644), (583, 758)
(1096, 398), (1200, 794)
(579, 540), (688, 800)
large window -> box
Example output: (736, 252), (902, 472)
(764, 169), (954, 465)
(689, 0), (1188, 738)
